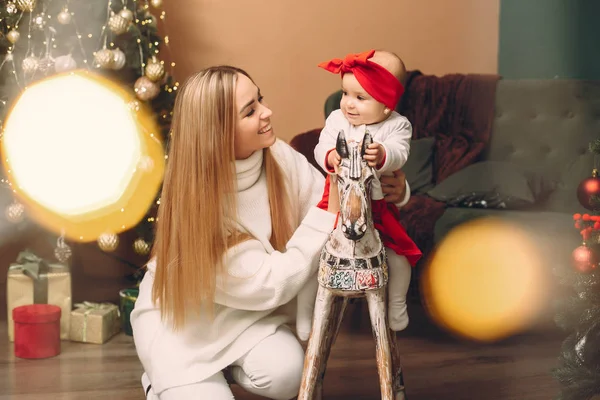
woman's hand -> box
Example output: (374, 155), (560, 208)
(380, 169), (407, 204)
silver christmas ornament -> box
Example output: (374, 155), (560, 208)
(21, 56), (39, 75)
(54, 54), (77, 72)
(54, 236), (72, 263)
(111, 48), (126, 70)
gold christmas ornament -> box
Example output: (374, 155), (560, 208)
(21, 56), (39, 75)
(5, 201), (25, 223)
(118, 8), (134, 22)
(54, 54), (77, 72)
(108, 14), (129, 35)
(150, 0), (163, 8)
(16, 0), (36, 12)
(111, 48), (126, 70)
(94, 48), (114, 69)
(6, 30), (20, 44)
(133, 238), (151, 255)
(57, 10), (71, 25)
(145, 58), (165, 82)
(98, 233), (119, 252)
(134, 76), (160, 101)
(54, 236), (72, 263)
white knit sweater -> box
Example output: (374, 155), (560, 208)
(130, 139), (337, 395)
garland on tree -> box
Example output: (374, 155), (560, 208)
(553, 138), (600, 400)
(0, 0), (176, 275)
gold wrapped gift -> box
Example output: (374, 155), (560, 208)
(69, 302), (120, 344)
(6, 250), (72, 341)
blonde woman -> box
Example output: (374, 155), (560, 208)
(131, 65), (409, 400)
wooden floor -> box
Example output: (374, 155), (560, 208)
(0, 302), (565, 400)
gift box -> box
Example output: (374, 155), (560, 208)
(13, 304), (61, 359)
(69, 301), (120, 344)
(6, 250), (72, 341)
(119, 288), (138, 336)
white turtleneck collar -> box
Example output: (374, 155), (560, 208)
(235, 149), (263, 191)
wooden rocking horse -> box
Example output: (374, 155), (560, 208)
(298, 131), (407, 400)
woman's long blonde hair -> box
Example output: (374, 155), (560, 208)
(151, 66), (293, 330)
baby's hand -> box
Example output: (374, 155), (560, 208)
(363, 142), (385, 168)
(327, 149), (341, 173)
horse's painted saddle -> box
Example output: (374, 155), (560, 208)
(317, 247), (388, 292)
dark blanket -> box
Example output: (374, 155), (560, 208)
(398, 70), (500, 183)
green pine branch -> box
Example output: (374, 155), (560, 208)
(554, 332), (600, 400)
(589, 139), (600, 156)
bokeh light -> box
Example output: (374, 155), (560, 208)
(1, 70), (165, 242)
(421, 217), (550, 343)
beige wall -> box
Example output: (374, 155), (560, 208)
(163, 0), (500, 142)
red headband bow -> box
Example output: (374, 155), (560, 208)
(318, 49), (404, 111)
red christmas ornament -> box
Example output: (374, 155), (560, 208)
(577, 169), (600, 211)
(572, 245), (597, 273)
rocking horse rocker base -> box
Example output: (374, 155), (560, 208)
(298, 131), (407, 400)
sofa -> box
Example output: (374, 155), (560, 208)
(290, 71), (599, 297)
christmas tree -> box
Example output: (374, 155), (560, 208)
(0, 0), (176, 272)
(553, 139), (600, 400)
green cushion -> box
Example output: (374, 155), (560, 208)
(404, 137), (435, 194)
(324, 90), (343, 119)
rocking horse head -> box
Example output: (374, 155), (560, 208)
(334, 130), (375, 241)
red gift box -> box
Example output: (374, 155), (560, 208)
(13, 304), (61, 359)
